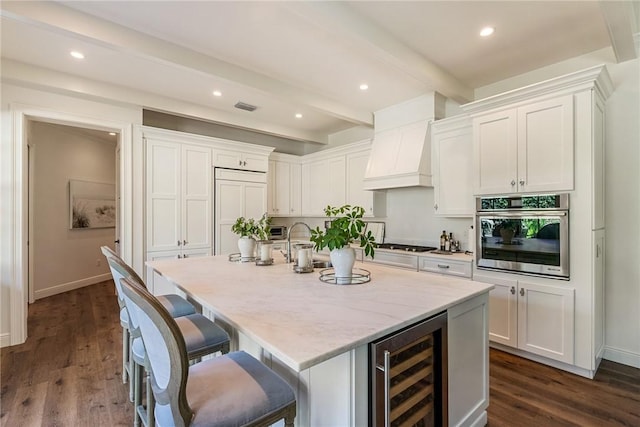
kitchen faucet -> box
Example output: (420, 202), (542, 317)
(286, 222), (312, 263)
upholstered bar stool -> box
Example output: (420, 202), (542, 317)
(105, 254), (231, 427)
(101, 246), (197, 402)
(120, 276), (296, 427)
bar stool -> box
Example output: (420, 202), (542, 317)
(102, 248), (230, 426)
(120, 276), (296, 427)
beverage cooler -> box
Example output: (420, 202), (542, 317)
(370, 311), (448, 427)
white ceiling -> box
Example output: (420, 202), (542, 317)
(1, 1), (638, 144)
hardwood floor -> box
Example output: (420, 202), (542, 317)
(1, 281), (639, 426)
(0, 281), (131, 426)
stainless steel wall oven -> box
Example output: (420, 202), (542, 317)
(476, 194), (569, 279)
(370, 312), (448, 427)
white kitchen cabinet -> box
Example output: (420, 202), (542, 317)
(214, 148), (269, 172)
(431, 116), (473, 217)
(419, 255), (472, 278)
(471, 94), (574, 195)
(215, 169), (267, 255)
(301, 156), (346, 216)
(145, 138), (212, 253)
(268, 156), (301, 216)
(346, 149), (386, 217)
(477, 274), (575, 364)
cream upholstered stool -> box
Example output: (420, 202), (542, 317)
(120, 276), (296, 427)
(105, 253), (231, 427)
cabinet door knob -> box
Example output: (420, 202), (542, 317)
(238, 160), (242, 166)
(519, 179), (525, 186)
(183, 240), (187, 246)
(177, 240), (181, 246)
(177, 254), (182, 259)
(434, 204), (438, 210)
(437, 264), (450, 269)
(511, 180), (516, 186)
(510, 286), (516, 295)
(183, 254), (189, 258)
(520, 288), (525, 296)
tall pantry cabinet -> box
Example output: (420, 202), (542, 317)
(143, 129), (213, 295)
(463, 65), (612, 378)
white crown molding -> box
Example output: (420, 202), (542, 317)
(461, 65), (613, 115)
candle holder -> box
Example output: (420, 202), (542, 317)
(293, 243), (314, 273)
(255, 240), (274, 266)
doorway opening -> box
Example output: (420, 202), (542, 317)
(27, 120), (120, 303)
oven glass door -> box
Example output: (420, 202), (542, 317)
(477, 211), (569, 278)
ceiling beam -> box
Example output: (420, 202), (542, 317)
(599, 0), (639, 63)
(1, 1), (373, 127)
(283, 1), (474, 104)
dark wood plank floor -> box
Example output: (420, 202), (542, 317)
(2, 281), (639, 426)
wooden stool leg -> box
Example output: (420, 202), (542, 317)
(146, 365), (155, 427)
(133, 362), (142, 427)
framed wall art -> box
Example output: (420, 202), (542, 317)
(69, 179), (116, 229)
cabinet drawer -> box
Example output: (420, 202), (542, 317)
(366, 251), (418, 270)
(419, 257), (471, 278)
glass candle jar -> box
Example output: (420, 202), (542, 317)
(295, 243), (313, 272)
(256, 240), (273, 262)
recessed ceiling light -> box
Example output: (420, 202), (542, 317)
(70, 51), (85, 59)
(212, 90), (222, 97)
(108, 132), (116, 136)
(480, 27), (495, 37)
(295, 113), (303, 119)
(359, 83), (369, 91)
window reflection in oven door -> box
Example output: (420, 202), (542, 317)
(476, 211), (569, 278)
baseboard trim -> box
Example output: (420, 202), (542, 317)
(490, 342), (595, 379)
(603, 346), (640, 369)
(34, 273), (112, 300)
(0, 333), (11, 348)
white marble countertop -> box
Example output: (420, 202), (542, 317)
(147, 255), (492, 371)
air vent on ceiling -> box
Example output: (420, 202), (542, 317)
(234, 101), (257, 112)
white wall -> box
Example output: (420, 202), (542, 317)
(475, 49), (640, 368)
(382, 187), (472, 249)
(30, 122), (116, 299)
(1, 82), (141, 346)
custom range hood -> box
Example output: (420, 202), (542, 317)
(364, 93), (445, 190)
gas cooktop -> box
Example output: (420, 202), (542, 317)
(376, 243), (437, 253)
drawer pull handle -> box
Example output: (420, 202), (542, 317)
(437, 264), (450, 269)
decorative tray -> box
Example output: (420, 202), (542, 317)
(318, 268), (371, 285)
(228, 253), (256, 263)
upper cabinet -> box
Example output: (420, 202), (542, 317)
(268, 153), (301, 217)
(214, 148), (269, 172)
(431, 116), (473, 217)
(346, 149), (386, 217)
(300, 141), (385, 217)
(471, 94), (574, 195)
(301, 155), (346, 216)
(463, 65), (612, 197)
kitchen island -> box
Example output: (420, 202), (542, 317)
(147, 255), (493, 427)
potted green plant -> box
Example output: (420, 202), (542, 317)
(310, 205), (376, 283)
(232, 213), (272, 258)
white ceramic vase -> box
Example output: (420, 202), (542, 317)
(330, 247), (356, 285)
(238, 236), (256, 259)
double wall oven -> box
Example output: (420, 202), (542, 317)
(476, 194), (569, 279)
